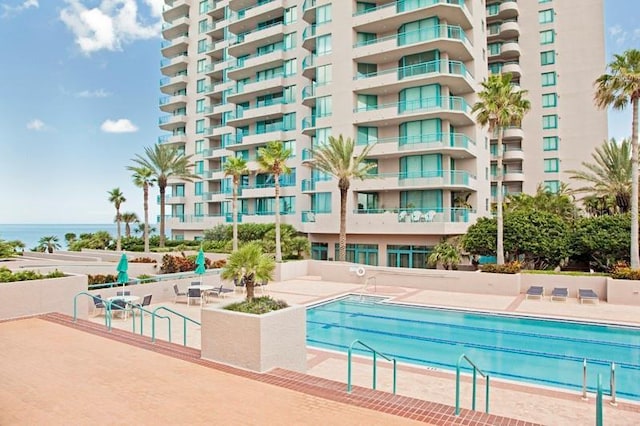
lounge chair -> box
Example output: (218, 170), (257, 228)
(551, 287), (568, 302)
(173, 284), (187, 304)
(579, 288), (599, 304)
(525, 286), (544, 300)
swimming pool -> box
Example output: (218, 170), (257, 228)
(306, 295), (640, 400)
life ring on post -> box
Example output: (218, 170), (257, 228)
(356, 267), (366, 277)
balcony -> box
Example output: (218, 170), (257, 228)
(158, 94), (187, 113)
(163, 0), (189, 23)
(226, 101), (287, 127)
(302, 22), (330, 51)
(503, 169), (525, 182)
(160, 54), (188, 76)
(227, 75), (286, 104)
(353, 59), (474, 95)
(498, 42), (521, 60)
(228, 0), (282, 28)
(353, 96), (474, 127)
(158, 114), (187, 131)
(159, 73), (188, 95)
(161, 15), (189, 40)
(499, 1), (519, 20)
(302, 54), (316, 79)
(227, 48), (285, 80)
(160, 33), (189, 58)
(353, 170), (475, 192)
(353, 0), (472, 33)
(228, 22), (284, 58)
(358, 133), (477, 160)
(352, 24), (473, 63)
(503, 148), (525, 162)
(502, 127), (524, 140)
(501, 62), (522, 78)
(302, 0), (318, 23)
(157, 132), (187, 146)
(499, 21), (520, 39)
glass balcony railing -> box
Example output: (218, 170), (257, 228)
(229, 0), (276, 21)
(301, 148), (313, 161)
(302, 0), (317, 13)
(356, 133), (475, 149)
(301, 179), (316, 191)
(353, 24), (469, 48)
(352, 207), (473, 223)
(158, 114), (187, 125)
(353, 0), (466, 17)
(353, 96), (471, 115)
(157, 214), (225, 224)
(354, 59), (473, 81)
(302, 54), (316, 70)
(230, 20), (284, 46)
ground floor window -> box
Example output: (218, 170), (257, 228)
(387, 245), (432, 269)
(335, 243), (378, 266)
(311, 242), (328, 260)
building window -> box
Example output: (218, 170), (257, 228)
(488, 42), (501, 56)
(284, 6), (297, 24)
(356, 63), (377, 78)
(538, 9), (554, 24)
(197, 59), (207, 73)
(387, 245), (432, 269)
(283, 59), (297, 76)
(196, 79), (206, 93)
(198, 19), (208, 33)
(543, 136), (559, 151)
(335, 243), (379, 266)
(356, 94), (377, 111)
(196, 99), (205, 113)
(311, 192), (332, 213)
(357, 126), (378, 145)
(542, 93), (557, 108)
(198, 0), (209, 14)
(196, 119), (205, 134)
(486, 3), (499, 16)
(316, 96), (332, 117)
(197, 39), (207, 54)
(195, 139), (204, 154)
(317, 4), (331, 23)
(541, 71), (557, 86)
(283, 32), (296, 50)
(194, 182), (203, 196)
(317, 34), (331, 55)
(398, 17), (438, 46)
(542, 114), (558, 129)
(311, 243), (328, 260)
(317, 64), (332, 84)
(540, 30), (554, 45)
(544, 180), (560, 193)
(540, 50), (555, 66)
(544, 158), (559, 172)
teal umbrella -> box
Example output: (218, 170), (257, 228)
(117, 253), (129, 292)
(195, 248), (206, 283)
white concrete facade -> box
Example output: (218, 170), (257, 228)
(158, 0), (607, 266)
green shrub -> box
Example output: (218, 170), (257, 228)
(480, 261), (522, 274)
(0, 267), (64, 282)
(224, 296), (289, 314)
(136, 274), (155, 283)
(87, 274), (118, 284)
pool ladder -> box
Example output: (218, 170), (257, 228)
(359, 276), (377, 301)
(582, 359), (617, 406)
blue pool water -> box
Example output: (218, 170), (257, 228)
(306, 295), (640, 400)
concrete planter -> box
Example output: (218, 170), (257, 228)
(200, 303), (306, 373)
(607, 278), (640, 305)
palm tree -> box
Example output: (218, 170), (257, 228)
(308, 135), (377, 262)
(472, 73), (530, 265)
(38, 236), (61, 253)
(223, 156), (249, 252)
(567, 138), (632, 214)
(256, 141), (292, 262)
(594, 49), (640, 268)
(130, 144), (198, 247)
(120, 212), (139, 237)
(107, 188), (126, 251)
(427, 240), (462, 270)
(128, 165), (155, 252)
(220, 242), (275, 301)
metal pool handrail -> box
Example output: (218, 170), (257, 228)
(455, 353), (490, 415)
(347, 339), (397, 394)
(596, 374), (603, 426)
(73, 292), (112, 329)
(151, 306), (201, 347)
(126, 304), (171, 339)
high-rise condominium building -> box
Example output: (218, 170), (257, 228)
(159, 0), (606, 267)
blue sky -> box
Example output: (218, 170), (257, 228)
(0, 0), (638, 224)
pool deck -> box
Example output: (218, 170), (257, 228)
(3, 277), (640, 425)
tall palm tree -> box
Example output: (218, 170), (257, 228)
(308, 135), (377, 262)
(567, 138), (632, 214)
(472, 73), (530, 265)
(223, 156), (248, 252)
(120, 212), (139, 237)
(595, 49), (640, 268)
(107, 188), (126, 251)
(130, 144), (198, 247)
(257, 141), (292, 262)
(128, 165), (155, 252)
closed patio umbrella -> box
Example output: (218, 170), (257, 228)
(195, 248), (206, 284)
(117, 253), (129, 293)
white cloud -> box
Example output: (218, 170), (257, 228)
(101, 118), (138, 133)
(26, 119), (45, 131)
(76, 88), (111, 98)
(1, 0), (38, 18)
(59, 0), (163, 55)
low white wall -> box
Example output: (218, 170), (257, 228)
(306, 261), (521, 296)
(520, 274), (607, 299)
(201, 304), (307, 373)
(0, 274), (88, 320)
(607, 278), (640, 305)
(275, 260), (310, 282)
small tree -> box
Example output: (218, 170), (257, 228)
(428, 240), (461, 270)
(220, 243), (275, 301)
(38, 236), (61, 253)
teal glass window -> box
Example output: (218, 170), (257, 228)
(311, 242), (328, 260)
(284, 59), (297, 76)
(198, 19), (208, 33)
(284, 6), (297, 24)
(196, 79), (206, 93)
(311, 192), (332, 213)
(283, 140), (296, 156)
(387, 245), (431, 269)
(197, 39), (207, 54)
(544, 158), (559, 172)
(400, 190), (443, 209)
(542, 93), (557, 108)
(539, 9), (554, 24)
(357, 32), (377, 45)
(198, 0), (209, 14)
(195, 119), (205, 134)
(356, 94), (377, 111)
(317, 64), (332, 84)
(488, 43), (501, 56)
(543, 136), (558, 151)
(194, 182), (203, 196)
(488, 63), (503, 75)
(317, 34), (331, 55)
(540, 30), (555, 45)
(197, 59), (207, 73)
(398, 17), (438, 46)
(283, 113), (296, 131)
(195, 139), (204, 154)
(544, 180), (560, 193)
(196, 99), (205, 113)
(175, 184), (185, 197)
(335, 243), (378, 266)
(284, 32), (296, 50)
(541, 71), (557, 86)
(540, 51), (555, 65)
(356, 63), (377, 78)
(316, 96), (332, 117)
(357, 126), (378, 145)
(317, 4), (331, 23)
(357, 192), (379, 211)
(399, 154), (442, 179)
(399, 119), (441, 145)
(543, 114), (558, 129)
(398, 50), (438, 79)
(486, 3), (499, 16)
(399, 84), (440, 113)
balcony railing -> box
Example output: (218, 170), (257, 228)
(354, 59), (473, 81)
(353, 207), (473, 223)
(356, 133), (475, 149)
(354, 96), (471, 115)
(353, 0), (466, 17)
(353, 24), (469, 48)
(229, 0), (276, 21)
(230, 20), (283, 45)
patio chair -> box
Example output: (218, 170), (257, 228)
(187, 287), (202, 306)
(109, 298), (130, 319)
(91, 294), (106, 317)
(525, 286), (544, 300)
(206, 285), (234, 301)
(398, 211), (408, 222)
(411, 210), (423, 222)
(173, 284), (187, 304)
(579, 288), (599, 304)
(234, 277), (246, 294)
(425, 210), (437, 222)
(116, 290), (131, 296)
(550, 287), (568, 302)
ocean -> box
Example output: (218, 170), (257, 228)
(0, 224), (124, 250)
